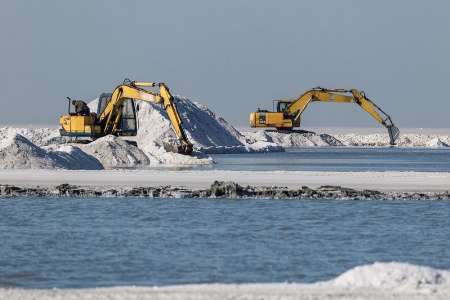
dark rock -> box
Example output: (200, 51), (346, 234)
(209, 181), (244, 198)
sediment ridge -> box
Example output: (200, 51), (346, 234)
(1, 181), (449, 200)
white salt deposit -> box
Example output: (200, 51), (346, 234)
(79, 135), (149, 169)
(330, 262), (450, 290)
(0, 133), (60, 169)
(334, 133), (450, 148)
(0, 133), (102, 170)
(427, 137), (449, 148)
(1, 262), (449, 300)
(134, 99), (212, 166)
(50, 145), (103, 170)
(243, 128), (450, 148)
(0, 126), (63, 146)
(1, 94), (450, 170)
(243, 130), (344, 147)
(135, 97), (281, 154)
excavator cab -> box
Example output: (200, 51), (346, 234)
(60, 94), (138, 138)
(96, 93), (137, 136)
(59, 97), (102, 137)
(250, 100), (296, 130)
(275, 100), (292, 113)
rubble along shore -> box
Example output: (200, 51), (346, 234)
(1, 181), (449, 200)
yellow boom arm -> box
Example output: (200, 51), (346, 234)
(98, 80), (193, 154)
(285, 87), (399, 144)
(249, 87), (400, 145)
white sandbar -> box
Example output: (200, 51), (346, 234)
(0, 170), (448, 192)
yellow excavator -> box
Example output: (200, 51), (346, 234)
(59, 79), (193, 155)
(250, 87), (400, 145)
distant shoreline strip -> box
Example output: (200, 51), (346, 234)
(1, 181), (449, 200)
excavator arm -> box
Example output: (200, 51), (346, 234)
(249, 87), (400, 145)
(284, 87), (399, 145)
(97, 80), (193, 154)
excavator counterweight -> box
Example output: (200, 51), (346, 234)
(59, 79), (193, 155)
(250, 87), (399, 145)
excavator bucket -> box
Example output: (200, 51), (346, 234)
(179, 143), (194, 155)
(163, 141), (194, 155)
(387, 125), (400, 146)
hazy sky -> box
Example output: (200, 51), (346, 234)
(0, 0), (449, 128)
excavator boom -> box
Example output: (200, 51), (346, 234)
(250, 87), (399, 145)
(59, 79), (193, 155)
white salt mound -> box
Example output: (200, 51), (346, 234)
(0, 133), (60, 169)
(80, 135), (150, 169)
(331, 262), (450, 289)
(135, 100), (212, 165)
(136, 97), (281, 153)
(0, 127), (63, 146)
(335, 133), (450, 147)
(427, 137), (449, 148)
(244, 130), (344, 147)
(51, 145), (104, 170)
(0, 133), (103, 170)
(244, 129), (450, 148)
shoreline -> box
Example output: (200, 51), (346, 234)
(0, 170), (449, 192)
(1, 262), (449, 300)
(1, 285), (446, 300)
(1, 180), (449, 200)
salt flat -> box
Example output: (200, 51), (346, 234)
(0, 169), (449, 192)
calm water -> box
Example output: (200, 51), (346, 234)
(209, 147), (450, 172)
(1, 198), (449, 288)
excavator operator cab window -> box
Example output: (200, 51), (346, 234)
(97, 93), (137, 136)
(119, 98), (137, 136)
(258, 112), (266, 124)
(66, 97), (90, 116)
(97, 93), (112, 115)
(275, 101), (291, 113)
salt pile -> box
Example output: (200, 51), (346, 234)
(426, 137), (449, 148)
(136, 97), (281, 154)
(330, 262), (450, 290)
(243, 130), (344, 147)
(0, 126), (64, 146)
(244, 129), (450, 148)
(334, 133), (450, 147)
(0, 133), (102, 170)
(0, 133), (61, 169)
(79, 135), (150, 169)
(133, 98), (213, 166)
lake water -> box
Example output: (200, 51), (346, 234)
(1, 197), (449, 288)
(206, 147), (450, 172)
